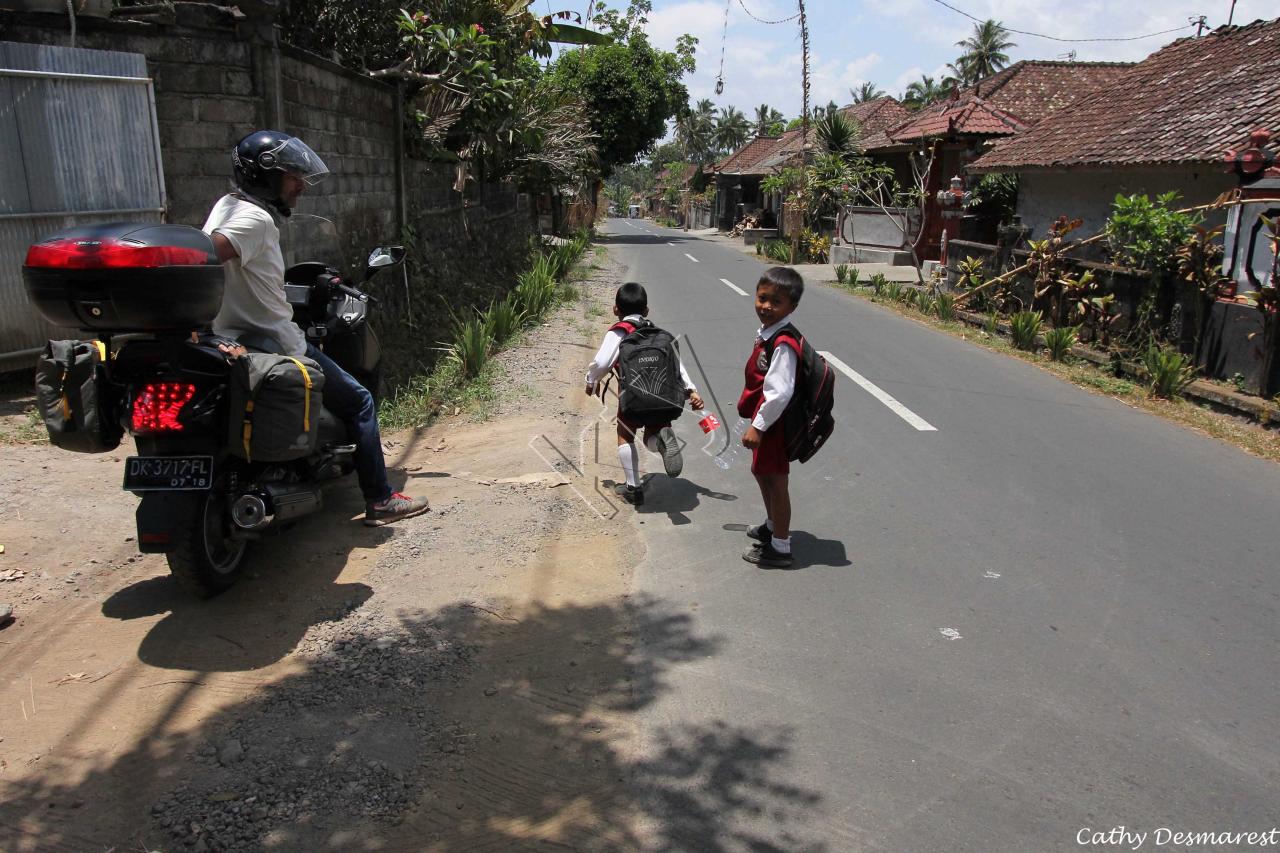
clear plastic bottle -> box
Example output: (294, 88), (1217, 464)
(713, 418), (750, 470)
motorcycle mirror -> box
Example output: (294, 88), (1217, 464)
(367, 246), (406, 269)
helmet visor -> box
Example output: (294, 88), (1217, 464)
(265, 138), (330, 186)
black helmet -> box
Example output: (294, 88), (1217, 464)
(231, 130), (329, 217)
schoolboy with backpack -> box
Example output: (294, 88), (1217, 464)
(738, 266), (835, 568)
(586, 283), (705, 506)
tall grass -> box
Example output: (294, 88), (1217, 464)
(445, 311), (493, 379)
(935, 292), (956, 322)
(485, 295), (525, 346)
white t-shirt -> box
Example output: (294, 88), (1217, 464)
(202, 194), (306, 357)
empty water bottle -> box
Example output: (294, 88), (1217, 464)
(712, 418), (750, 470)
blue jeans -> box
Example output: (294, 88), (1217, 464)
(306, 344), (392, 505)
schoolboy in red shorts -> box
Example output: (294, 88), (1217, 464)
(738, 266), (804, 568)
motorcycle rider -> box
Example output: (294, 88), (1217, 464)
(203, 130), (430, 526)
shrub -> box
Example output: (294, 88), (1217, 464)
(935, 292), (956, 322)
(1104, 191), (1201, 277)
(1044, 325), (1078, 361)
(1010, 310), (1043, 351)
(445, 311), (493, 379)
(1142, 344), (1196, 398)
(983, 311), (1000, 336)
(901, 287), (918, 307)
(515, 262), (556, 319)
(846, 267), (860, 288)
(916, 292), (935, 315)
(834, 263), (850, 284)
(484, 296), (525, 345)
(763, 240), (793, 264)
(870, 272), (888, 295)
(883, 281), (903, 302)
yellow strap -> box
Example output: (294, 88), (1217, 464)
(242, 400), (254, 462)
(285, 357), (312, 433)
(91, 340), (106, 362)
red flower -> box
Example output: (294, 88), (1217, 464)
(475, 24), (485, 34)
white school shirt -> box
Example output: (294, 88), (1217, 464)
(584, 314), (697, 393)
(203, 194), (307, 357)
(752, 314), (798, 432)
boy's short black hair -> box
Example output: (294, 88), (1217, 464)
(615, 282), (648, 316)
(758, 266), (804, 306)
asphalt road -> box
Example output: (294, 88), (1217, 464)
(599, 219), (1280, 852)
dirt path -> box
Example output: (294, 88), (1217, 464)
(0, 252), (709, 852)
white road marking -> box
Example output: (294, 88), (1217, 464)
(684, 253), (699, 263)
(984, 571), (1001, 579)
(668, 241), (680, 246)
(719, 278), (748, 296)
(819, 351), (938, 432)
(939, 627), (963, 641)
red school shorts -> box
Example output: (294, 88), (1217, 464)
(751, 423), (789, 476)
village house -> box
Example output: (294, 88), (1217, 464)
(858, 60), (1131, 261)
(967, 18), (1280, 242)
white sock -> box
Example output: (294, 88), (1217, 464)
(618, 443), (639, 487)
(771, 536), (791, 554)
(643, 433), (660, 453)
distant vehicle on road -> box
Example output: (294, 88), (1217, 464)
(628, 204), (641, 219)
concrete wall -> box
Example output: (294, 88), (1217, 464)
(1017, 166), (1235, 241)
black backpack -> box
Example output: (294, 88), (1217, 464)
(615, 319), (686, 426)
(763, 324), (835, 463)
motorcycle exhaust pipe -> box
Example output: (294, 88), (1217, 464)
(231, 484), (322, 531)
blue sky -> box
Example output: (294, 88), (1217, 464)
(616, 0), (1275, 120)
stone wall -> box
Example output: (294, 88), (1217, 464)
(1, 5), (534, 389)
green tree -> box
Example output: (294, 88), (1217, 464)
(676, 98), (716, 163)
(955, 19), (1015, 82)
(753, 104), (785, 136)
(547, 1), (696, 175)
(850, 81), (884, 103)
(902, 74), (947, 110)
(713, 106), (751, 154)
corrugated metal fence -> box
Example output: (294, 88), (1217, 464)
(0, 42), (165, 371)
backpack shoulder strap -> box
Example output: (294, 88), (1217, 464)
(608, 320), (637, 336)
(763, 323), (804, 359)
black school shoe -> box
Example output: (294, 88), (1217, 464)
(742, 541), (794, 569)
(654, 427), (683, 477)
(614, 483), (645, 506)
(746, 524), (771, 544)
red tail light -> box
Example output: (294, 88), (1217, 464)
(25, 238), (210, 269)
(131, 382), (196, 433)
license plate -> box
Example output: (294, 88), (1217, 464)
(123, 456), (214, 491)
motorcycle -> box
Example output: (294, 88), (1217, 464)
(22, 214), (404, 597)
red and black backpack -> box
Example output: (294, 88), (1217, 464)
(763, 324), (835, 463)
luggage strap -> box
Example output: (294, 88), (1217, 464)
(285, 357), (313, 433)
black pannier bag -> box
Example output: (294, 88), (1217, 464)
(226, 353), (326, 462)
(34, 339), (124, 453)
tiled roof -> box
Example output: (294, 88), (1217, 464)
(715, 135), (785, 175)
(864, 60), (1131, 150)
(839, 97), (913, 138)
(970, 18), (1280, 171)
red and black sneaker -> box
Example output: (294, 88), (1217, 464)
(365, 492), (431, 527)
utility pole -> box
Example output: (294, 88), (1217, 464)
(792, 0), (810, 262)
(1228, 0), (1238, 25)
(1193, 15), (1207, 36)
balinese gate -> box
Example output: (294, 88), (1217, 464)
(0, 42), (165, 371)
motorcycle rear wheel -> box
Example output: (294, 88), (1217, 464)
(167, 490), (249, 598)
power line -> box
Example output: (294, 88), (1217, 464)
(736, 0), (798, 25)
(926, 0), (1200, 43)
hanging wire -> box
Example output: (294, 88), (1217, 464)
(926, 0), (1200, 42)
(736, 0), (799, 25)
(715, 0), (731, 94)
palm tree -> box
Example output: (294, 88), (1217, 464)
(713, 106), (751, 154)
(902, 75), (947, 110)
(754, 103), (785, 136)
(850, 82), (885, 103)
(815, 111), (860, 159)
(677, 98), (716, 163)
(955, 19), (1015, 82)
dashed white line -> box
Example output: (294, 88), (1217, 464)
(684, 253), (699, 263)
(819, 351), (938, 432)
(719, 278), (748, 296)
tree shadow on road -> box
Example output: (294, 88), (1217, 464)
(1, 594), (827, 852)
